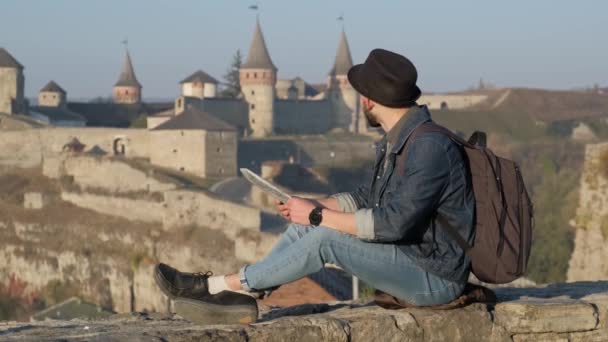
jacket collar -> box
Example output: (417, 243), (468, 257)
(385, 105), (432, 155)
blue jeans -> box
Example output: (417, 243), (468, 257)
(242, 224), (467, 306)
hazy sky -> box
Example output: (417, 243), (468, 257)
(1, 0), (606, 99)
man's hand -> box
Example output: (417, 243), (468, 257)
(286, 197), (316, 225)
(275, 200), (291, 220)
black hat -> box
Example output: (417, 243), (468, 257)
(348, 49), (421, 108)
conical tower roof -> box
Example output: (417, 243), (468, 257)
(40, 80), (66, 94)
(329, 30), (353, 76)
(0, 48), (24, 69)
(180, 70), (219, 84)
(241, 19), (276, 70)
(114, 50), (141, 88)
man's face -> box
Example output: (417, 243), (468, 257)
(361, 97), (381, 128)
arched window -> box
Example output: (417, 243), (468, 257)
(251, 90), (255, 95)
(254, 73), (257, 78)
(251, 104), (256, 110)
(125, 90), (129, 95)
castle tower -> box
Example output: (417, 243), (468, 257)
(38, 81), (67, 108)
(0, 48), (26, 115)
(180, 70), (219, 99)
(239, 18), (277, 137)
(327, 30), (363, 133)
(113, 50), (142, 104)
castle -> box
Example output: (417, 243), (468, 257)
(0, 20), (493, 179)
(146, 19), (365, 137)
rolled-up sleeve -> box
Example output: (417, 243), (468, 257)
(331, 192), (359, 213)
(365, 137), (450, 242)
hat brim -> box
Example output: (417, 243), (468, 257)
(347, 64), (369, 98)
(347, 64), (421, 108)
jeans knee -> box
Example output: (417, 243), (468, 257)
(286, 223), (312, 238)
(310, 227), (343, 247)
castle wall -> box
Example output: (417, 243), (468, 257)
(0, 128), (151, 168)
(238, 135), (375, 171)
(61, 192), (163, 223)
(204, 131), (238, 178)
(418, 94), (488, 110)
(0, 67), (24, 114)
(274, 100), (334, 135)
(162, 190), (261, 236)
(568, 142), (608, 281)
(55, 156), (176, 193)
(149, 130), (206, 176)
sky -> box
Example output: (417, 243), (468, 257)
(1, 0), (606, 100)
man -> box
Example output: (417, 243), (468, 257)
(154, 49), (475, 325)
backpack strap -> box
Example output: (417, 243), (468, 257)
(403, 122), (474, 254)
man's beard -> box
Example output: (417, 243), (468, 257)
(364, 109), (381, 128)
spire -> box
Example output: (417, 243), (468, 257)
(114, 50), (141, 88)
(40, 81), (66, 94)
(329, 29), (353, 76)
(0, 48), (23, 69)
(241, 18), (276, 70)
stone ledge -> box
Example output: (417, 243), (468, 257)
(0, 282), (606, 341)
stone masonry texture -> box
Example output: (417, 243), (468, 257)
(1, 282), (607, 341)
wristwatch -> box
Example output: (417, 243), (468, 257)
(309, 207), (324, 226)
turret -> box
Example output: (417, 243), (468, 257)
(38, 81), (67, 108)
(327, 30), (362, 133)
(180, 70), (219, 99)
(0, 48), (26, 115)
(113, 50), (142, 104)
(239, 18), (277, 137)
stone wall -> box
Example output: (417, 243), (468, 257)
(0, 128), (151, 168)
(568, 141), (608, 281)
(163, 190), (261, 236)
(274, 99), (335, 135)
(60, 192), (164, 223)
(418, 94), (488, 110)
(239, 135), (375, 172)
(49, 156), (176, 193)
(204, 131), (238, 178)
(0, 67), (25, 115)
(150, 130), (206, 175)
(2, 282), (607, 341)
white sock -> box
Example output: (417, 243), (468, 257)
(208, 275), (259, 298)
(208, 275), (231, 295)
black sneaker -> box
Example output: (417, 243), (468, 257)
(154, 263), (212, 300)
(154, 263), (273, 300)
(174, 291), (258, 325)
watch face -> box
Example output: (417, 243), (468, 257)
(309, 207), (322, 225)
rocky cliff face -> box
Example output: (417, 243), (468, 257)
(0, 201), (243, 315)
(1, 282), (607, 341)
(568, 142), (608, 281)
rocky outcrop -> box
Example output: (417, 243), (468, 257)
(568, 142), (608, 281)
(1, 282), (606, 341)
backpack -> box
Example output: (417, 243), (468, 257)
(406, 122), (534, 284)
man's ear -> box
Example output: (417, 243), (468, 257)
(361, 96), (375, 111)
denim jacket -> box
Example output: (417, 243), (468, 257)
(333, 106), (475, 282)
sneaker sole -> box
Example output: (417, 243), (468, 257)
(154, 264), (178, 299)
(174, 298), (258, 325)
